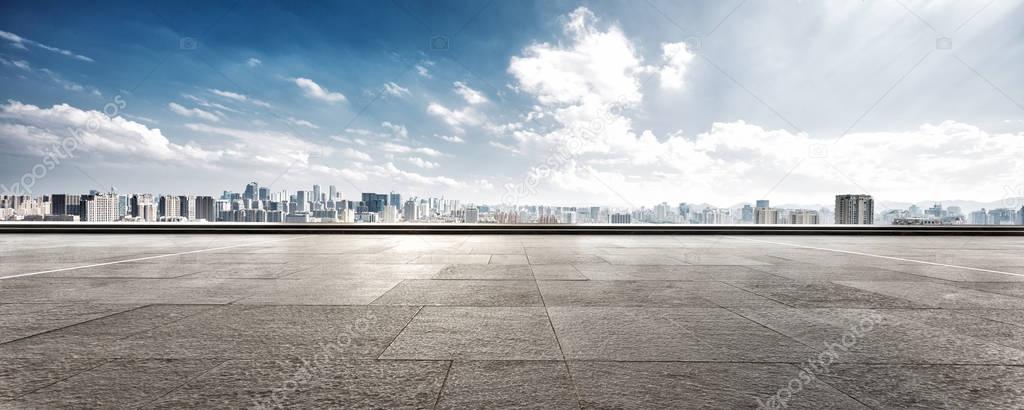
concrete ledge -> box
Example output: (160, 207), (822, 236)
(1, 223), (1023, 235)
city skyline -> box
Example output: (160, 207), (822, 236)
(2, 1), (1024, 205)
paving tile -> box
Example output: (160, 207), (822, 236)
(371, 280), (542, 306)
(547, 307), (817, 362)
(530, 264), (588, 280)
(36, 262), (202, 279)
(574, 264), (783, 281)
(0, 278), (122, 303)
(0, 303), (141, 343)
(728, 281), (928, 308)
(7, 359), (219, 408)
(819, 364), (1024, 409)
(836, 281), (1024, 309)
(599, 255), (688, 266)
(526, 254), (608, 265)
(380, 307), (563, 360)
(235, 279), (401, 305)
(31, 306), (421, 359)
(570, 361), (867, 409)
(437, 361), (577, 409)
(487, 254), (530, 265)
(0, 358), (106, 401)
(432, 264), (533, 280)
(745, 264), (936, 282)
(537, 280), (717, 307)
(732, 308), (1024, 365)
(883, 264), (1024, 282)
(151, 359), (449, 409)
(178, 263), (315, 279)
(288, 264), (444, 280)
(411, 255), (491, 265)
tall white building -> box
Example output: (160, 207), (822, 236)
(789, 209), (820, 224)
(381, 206), (399, 223)
(158, 196), (181, 219)
(82, 194), (118, 222)
(755, 207), (779, 224)
(403, 200), (417, 222)
(835, 194), (874, 224)
(464, 207), (479, 223)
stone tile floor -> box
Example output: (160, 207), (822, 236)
(2, 234), (1024, 408)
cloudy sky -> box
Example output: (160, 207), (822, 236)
(1, 0), (1022, 207)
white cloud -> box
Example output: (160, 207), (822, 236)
(427, 102), (484, 133)
(209, 88), (271, 108)
(293, 77), (346, 103)
(168, 102), (220, 122)
(381, 142), (442, 157)
(381, 121), (408, 139)
(286, 117), (319, 129)
(438, 134), (464, 143)
(658, 41), (695, 90)
(415, 64), (432, 78)
(338, 147), (372, 162)
(0, 30), (94, 62)
(382, 82), (410, 97)
(0, 100), (217, 163)
(379, 162), (459, 187)
(405, 157), (439, 169)
(246, 57), (262, 67)
(453, 81), (488, 104)
(0, 56), (30, 71)
(507, 7), (645, 107)
(489, 141), (521, 154)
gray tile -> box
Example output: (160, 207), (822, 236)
(729, 281), (928, 308)
(151, 359), (449, 409)
(0, 358), (106, 401)
(819, 364), (1024, 409)
(599, 255), (688, 266)
(487, 254), (530, 265)
(0, 303), (141, 343)
(380, 307), (563, 360)
(412, 255), (491, 265)
(836, 281), (1024, 309)
(575, 264), (783, 281)
(571, 361), (866, 409)
(235, 279), (400, 305)
(432, 264), (533, 280)
(371, 280), (542, 306)
(530, 265), (587, 280)
(437, 361), (577, 409)
(289, 263), (444, 280)
(538, 280), (717, 307)
(527, 254), (608, 265)
(547, 307), (817, 361)
(60, 306), (419, 359)
(37, 262), (201, 278)
(178, 263), (314, 279)
(8, 359), (219, 408)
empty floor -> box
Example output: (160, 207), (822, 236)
(2, 234), (1024, 408)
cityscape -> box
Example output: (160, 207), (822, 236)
(3, 182), (1023, 225)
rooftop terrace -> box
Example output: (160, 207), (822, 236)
(2, 233), (1024, 408)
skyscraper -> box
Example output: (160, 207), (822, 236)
(755, 199), (770, 209)
(389, 192), (401, 210)
(329, 185), (337, 201)
(243, 182), (259, 201)
(82, 194), (118, 222)
(158, 195), (182, 219)
(361, 193), (388, 213)
(835, 194), (874, 224)
(194, 196), (216, 222)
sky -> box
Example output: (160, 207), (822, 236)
(1, 0), (1023, 208)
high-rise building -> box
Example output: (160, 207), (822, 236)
(755, 207), (779, 224)
(969, 209), (988, 225)
(158, 195), (182, 219)
(789, 209), (820, 224)
(755, 199), (770, 209)
(130, 194), (156, 221)
(464, 207), (479, 223)
(403, 200), (417, 222)
(243, 182), (259, 201)
(389, 192), (401, 210)
(361, 193), (388, 213)
(258, 187), (270, 201)
(194, 196), (216, 221)
(312, 185), (322, 203)
(82, 194), (118, 222)
(382, 206), (399, 223)
(328, 185), (337, 201)
(295, 191), (310, 212)
(988, 208), (1017, 225)
(835, 194), (874, 224)
(609, 213), (632, 224)
(741, 204), (754, 223)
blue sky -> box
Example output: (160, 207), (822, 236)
(1, 0), (1023, 206)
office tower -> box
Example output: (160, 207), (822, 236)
(969, 209), (988, 225)
(158, 195), (182, 219)
(381, 206), (399, 223)
(258, 187), (270, 201)
(988, 208), (1017, 225)
(389, 192), (401, 210)
(243, 182), (259, 201)
(177, 195), (195, 220)
(755, 199), (770, 209)
(741, 204), (754, 223)
(789, 209), (820, 224)
(403, 200), (417, 222)
(193, 196), (215, 221)
(755, 207), (779, 224)
(329, 185), (337, 201)
(835, 194), (874, 224)
(82, 194), (118, 222)
(130, 194), (156, 221)
(361, 193), (388, 213)
(654, 202), (672, 223)
(702, 208), (730, 224)
(313, 185), (321, 203)
(50, 194), (83, 216)
(562, 211), (577, 224)
(295, 191), (310, 212)
(339, 208), (355, 223)
(464, 207), (479, 223)
(609, 213), (632, 224)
